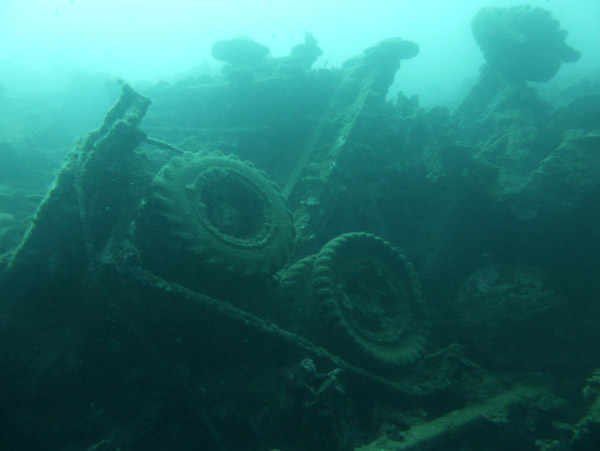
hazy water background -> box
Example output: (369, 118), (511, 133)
(1, 2), (600, 448)
(1, 0), (599, 107)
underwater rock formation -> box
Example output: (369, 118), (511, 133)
(472, 6), (580, 84)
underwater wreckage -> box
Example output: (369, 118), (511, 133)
(1, 5), (600, 450)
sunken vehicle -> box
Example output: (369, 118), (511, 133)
(1, 6), (600, 450)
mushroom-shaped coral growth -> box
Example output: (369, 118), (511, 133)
(211, 36), (270, 67)
(289, 32), (323, 68)
(362, 37), (419, 66)
(472, 6), (580, 83)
